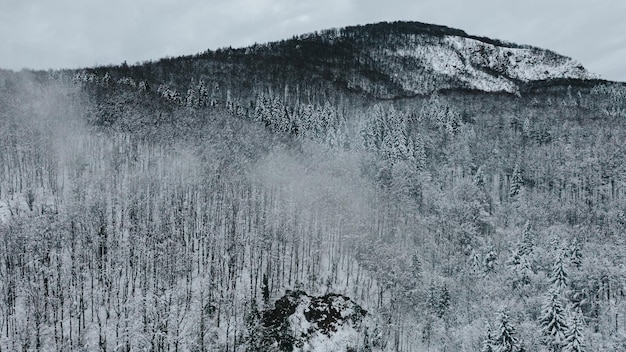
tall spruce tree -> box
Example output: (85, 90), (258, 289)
(492, 309), (520, 352)
(481, 324), (496, 352)
(519, 222), (534, 257)
(551, 253), (568, 292)
(540, 288), (569, 350)
(562, 307), (586, 352)
(509, 164), (523, 198)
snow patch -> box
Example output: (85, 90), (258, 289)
(0, 188), (58, 225)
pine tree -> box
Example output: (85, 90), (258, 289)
(550, 253), (568, 292)
(483, 249), (498, 274)
(540, 288), (569, 350)
(562, 307), (586, 352)
(506, 248), (531, 284)
(361, 104), (387, 155)
(411, 252), (422, 280)
(186, 78), (198, 108)
(198, 79), (209, 107)
(509, 164), (523, 198)
(481, 325), (496, 352)
(470, 250), (482, 274)
(519, 222), (534, 257)
(427, 283), (450, 319)
(492, 309), (519, 352)
(411, 135), (427, 171)
(254, 94), (268, 123)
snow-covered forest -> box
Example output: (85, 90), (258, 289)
(1, 21), (626, 351)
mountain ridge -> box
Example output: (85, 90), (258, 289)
(50, 20), (606, 103)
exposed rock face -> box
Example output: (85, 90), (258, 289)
(258, 290), (370, 352)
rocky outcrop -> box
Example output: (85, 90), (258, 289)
(255, 290), (373, 352)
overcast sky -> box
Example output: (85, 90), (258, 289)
(1, 0), (625, 82)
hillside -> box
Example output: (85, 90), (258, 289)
(1, 21), (626, 351)
(60, 21), (602, 104)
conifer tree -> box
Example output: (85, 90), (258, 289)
(509, 164), (523, 198)
(562, 307), (586, 352)
(540, 288), (569, 349)
(506, 248), (531, 284)
(519, 222), (534, 257)
(551, 253), (568, 292)
(198, 79), (209, 107)
(427, 283), (450, 319)
(186, 78), (199, 108)
(492, 309), (519, 352)
(483, 248), (498, 274)
(411, 252), (422, 281)
(481, 325), (496, 352)
(411, 135), (427, 171)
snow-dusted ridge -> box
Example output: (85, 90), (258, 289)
(444, 36), (597, 82)
(374, 31), (599, 94)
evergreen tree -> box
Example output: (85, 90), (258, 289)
(411, 251), (422, 281)
(186, 78), (199, 108)
(509, 164), (523, 198)
(411, 135), (427, 171)
(562, 307), (586, 352)
(492, 309), (519, 352)
(198, 79), (209, 107)
(540, 288), (569, 350)
(505, 248), (531, 285)
(254, 94), (269, 124)
(427, 283), (450, 319)
(551, 253), (568, 292)
(483, 248), (498, 274)
(470, 250), (482, 274)
(297, 104), (315, 139)
(481, 325), (496, 352)
(519, 222), (534, 257)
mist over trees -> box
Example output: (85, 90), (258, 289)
(2, 21), (626, 351)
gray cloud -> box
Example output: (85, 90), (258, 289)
(1, 0), (624, 81)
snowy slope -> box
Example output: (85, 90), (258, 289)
(375, 33), (598, 94)
(0, 188), (57, 225)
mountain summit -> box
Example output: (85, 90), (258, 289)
(71, 21), (601, 102)
(265, 21), (597, 96)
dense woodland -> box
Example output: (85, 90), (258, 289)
(2, 21), (626, 351)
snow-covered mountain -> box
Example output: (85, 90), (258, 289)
(65, 21), (604, 103)
(327, 21), (599, 96)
